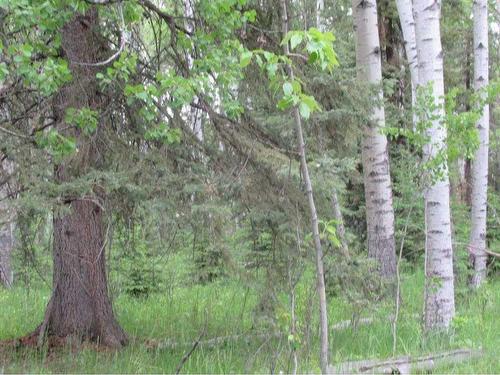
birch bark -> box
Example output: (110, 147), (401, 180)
(395, 0), (418, 126)
(469, 0), (489, 288)
(352, 0), (397, 278)
(0, 160), (14, 288)
(316, 0), (324, 31)
(184, 0), (203, 142)
(414, 0), (455, 329)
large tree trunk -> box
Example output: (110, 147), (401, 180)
(48, 197), (126, 347)
(468, 0), (489, 288)
(414, 0), (455, 330)
(38, 8), (127, 347)
(395, 0), (418, 127)
(282, 1), (329, 372)
(352, 0), (397, 279)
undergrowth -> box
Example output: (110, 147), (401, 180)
(0, 263), (498, 374)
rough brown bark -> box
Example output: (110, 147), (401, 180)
(36, 8), (127, 348)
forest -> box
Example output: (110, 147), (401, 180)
(0, 0), (499, 373)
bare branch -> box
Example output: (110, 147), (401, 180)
(72, 3), (128, 67)
(138, 0), (193, 36)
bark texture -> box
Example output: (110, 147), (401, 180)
(42, 8), (127, 347)
(282, 1), (329, 372)
(468, 0), (489, 288)
(183, 0), (203, 142)
(414, 0), (455, 330)
(395, 0), (418, 126)
(316, 0), (325, 32)
(352, 0), (397, 278)
(0, 160), (14, 288)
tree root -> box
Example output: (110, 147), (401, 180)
(0, 324), (125, 353)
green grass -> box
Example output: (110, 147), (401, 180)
(1, 268), (498, 373)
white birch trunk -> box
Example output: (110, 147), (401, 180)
(469, 0), (489, 288)
(281, 1), (329, 372)
(395, 0), (418, 127)
(0, 160), (15, 288)
(414, 0), (455, 330)
(316, 0), (325, 31)
(183, 0), (203, 142)
(352, 0), (397, 278)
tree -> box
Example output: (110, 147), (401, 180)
(39, 8), (127, 347)
(352, 0), (397, 278)
(280, 1), (332, 371)
(395, 0), (418, 127)
(468, 0), (489, 288)
(414, 0), (455, 330)
(0, 159), (14, 288)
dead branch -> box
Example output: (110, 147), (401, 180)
(328, 348), (482, 374)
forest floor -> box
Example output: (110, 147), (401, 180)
(0, 262), (498, 374)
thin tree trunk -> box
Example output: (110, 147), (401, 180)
(316, 0), (324, 32)
(468, 0), (489, 288)
(414, 0), (455, 330)
(395, 0), (418, 127)
(37, 8), (127, 347)
(183, 0), (203, 143)
(315, 0), (349, 263)
(0, 160), (15, 288)
(457, 36), (473, 204)
(331, 189), (350, 259)
(281, 1), (329, 372)
(352, 0), (397, 279)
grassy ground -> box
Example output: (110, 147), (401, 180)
(0, 267), (498, 373)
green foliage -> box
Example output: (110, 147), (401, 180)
(120, 241), (161, 298)
(281, 28), (338, 71)
(65, 107), (98, 135)
(241, 27), (337, 119)
(34, 129), (76, 160)
(2, 268), (499, 372)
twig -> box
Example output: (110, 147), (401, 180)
(0, 125), (30, 139)
(138, 0), (193, 36)
(174, 323), (207, 374)
(286, 52), (308, 62)
(72, 3), (128, 67)
(467, 244), (500, 258)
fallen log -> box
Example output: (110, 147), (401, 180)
(146, 317), (381, 351)
(328, 348), (482, 374)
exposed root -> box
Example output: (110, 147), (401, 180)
(0, 324), (126, 354)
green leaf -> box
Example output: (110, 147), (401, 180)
(299, 101), (310, 119)
(239, 50), (253, 68)
(290, 33), (303, 50)
(304, 95), (320, 110)
(283, 82), (293, 96)
(277, 97), (292, 110)
(266, 63), (278, 78)
(292, 80), (301, 94)
(0, 62), (8, 82)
